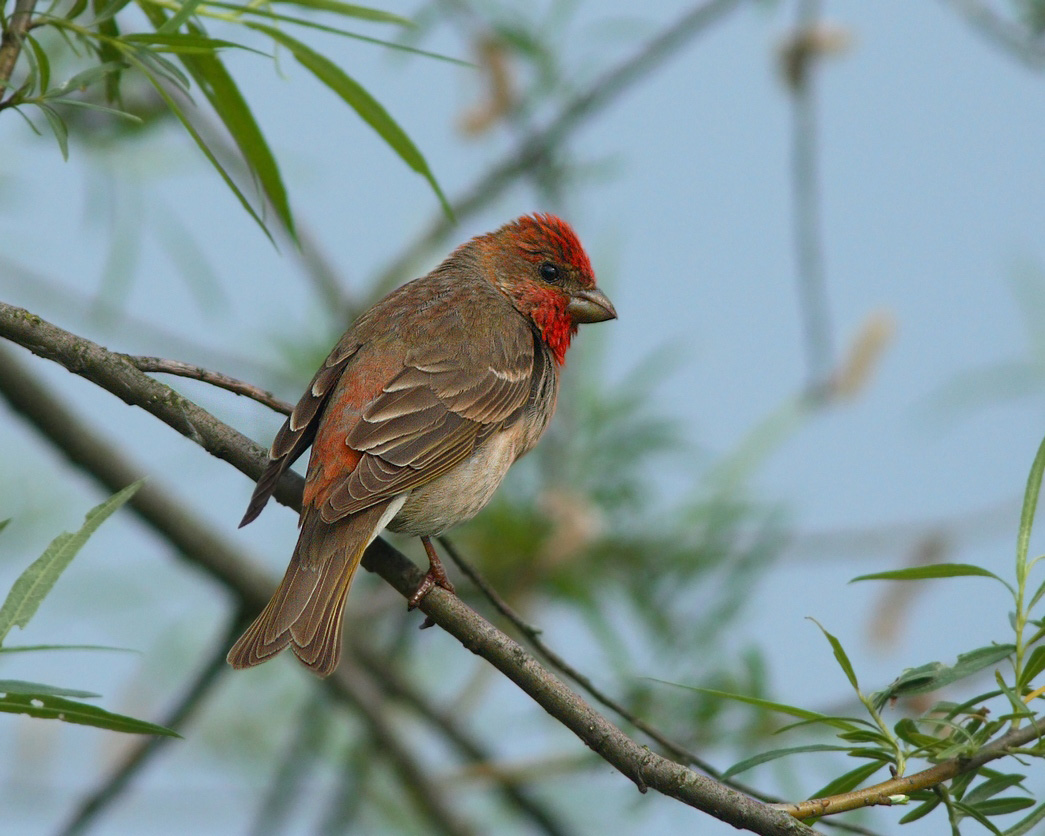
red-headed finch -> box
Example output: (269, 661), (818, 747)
(228, 214), (616, 676)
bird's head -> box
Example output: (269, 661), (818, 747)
(476, 213), (616, 364)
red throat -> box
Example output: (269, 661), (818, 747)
(524, 285), (576, 365)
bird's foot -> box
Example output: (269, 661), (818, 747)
(410, 537), (457, 628)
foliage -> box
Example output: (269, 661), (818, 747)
(0, 0), (451, 238)
(0, 482), (177, 737)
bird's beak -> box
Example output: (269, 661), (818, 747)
(567, 287), (617, 324)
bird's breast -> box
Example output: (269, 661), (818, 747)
(388, 430), (519, 536)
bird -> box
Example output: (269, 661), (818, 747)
(227, 213), (616, 677)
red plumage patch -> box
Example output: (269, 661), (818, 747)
(510, 213), (595, 285)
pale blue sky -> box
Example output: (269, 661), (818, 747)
(3, 1), (1045, 833)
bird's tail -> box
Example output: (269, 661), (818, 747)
(227, 503), (390, 677)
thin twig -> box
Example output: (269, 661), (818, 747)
(0, 0), (37, 98)
(774, 720), (1045, 819)
(126, 354), (293, 415)
(57, 614), (245, 836)
(371, 0), (747, 294)
(937, 0), (1045, 70)
(0, 305), (816, 835)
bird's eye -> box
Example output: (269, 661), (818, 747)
(538, 262), (561, 283)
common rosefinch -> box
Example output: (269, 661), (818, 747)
(228, 214), (616, 676)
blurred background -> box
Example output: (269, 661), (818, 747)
(2, 0), (1045, 833)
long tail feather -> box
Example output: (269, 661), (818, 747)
(227, 502), (391, 677)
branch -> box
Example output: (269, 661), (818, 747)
(0, 0), (36, 98)
(124, 354), (293, 415)
(775, 721), (1045, 819)
(0, 303), (817, 834)
(0, 342), (480, 836)
(372, 0), (747, 293)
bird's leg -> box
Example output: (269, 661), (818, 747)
(408, 535), (457, 611)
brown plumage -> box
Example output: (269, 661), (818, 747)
(228, 214), (616, 676)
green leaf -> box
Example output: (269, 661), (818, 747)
(954, 800), (1004, 834)
(1002, 801), (1045, 836)
(0, 643), (134, 654)
(852, 563), (1006, 585)
(157, 0), (207, 33)
(1017, 434), (1045, 581)
(179, 22), (294, 237)
(1018, 644), (1045, 689)
(50, 99), (143, 124)
(248, 23), (451, 218)
(808, 618), (860, 691)
(722, 744), (849, 779)
(899, 795), (942, 824)
(808, 759), (884, 801)
(44, 61), (129, 100)
(34, 103), (69, 160)
(972, 797), (1036, 817)
(270, 0), (412, 25)
(0, 520), (9, 535)
(0, 680), (100, 699)
(121, 33), (254, 53)
(126, 54), (274, 243)
(894, 717), (941, 749)
(966, 773), (1029, 806)
(0, 482), (140, 644)
(26, 34), (51, 95)
(873, 644), (1016, 709)
(679, 686), (858, 730)
(0, 693), (178, 736)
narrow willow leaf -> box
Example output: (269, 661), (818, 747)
(0, 680), (100, 699)
(678, 686), (858, 730)
(722, 744), (848, 779)
(0, 693), (178, 736)
(899, 795), (942, 824)
(1018, 644), (1045, 689)
(91, 0), (136, 26)
(1002, 801), (1045, 836)
(122, 33), (250, 51)
(26, 34), (51, 94)
(808, 759), (884, 801)
(271, 0), (412, 25)
(202, 2), (470, 65)
(972, 797), (1036, 817)
(0, 482), (140, 643)
(181, 23), (294, 237)
(0, 643), (134, 654)
(965, 774), (1029, 806)
(158, 0), (206, 33)
(249, 23), (451, 218)
(51, 99), (143, 123)
(1028, 575), (1045, 611)
(34, 104), (68, 159)
(66, 0), (89, 19)
(44, 60), (127, 100)
(808, 619), (860, 691)
(873, 644), (1016, 709)
(953, 800), (1004, 834)
(127, 55), (274, 243)
(894, 718), (940, 749)
(1017, 434), (1045, 581)
(0, 520), (9, 535)
(852, 563), (1006, 584)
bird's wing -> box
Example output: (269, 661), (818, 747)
(239, 334), (362, 527)
(316, 319), (538, 523)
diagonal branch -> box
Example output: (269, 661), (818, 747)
(0, 302), (816, 834)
